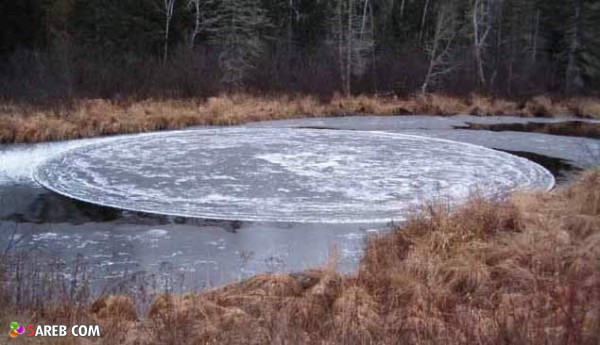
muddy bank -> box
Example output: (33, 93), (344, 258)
(456, 120), (600, 139)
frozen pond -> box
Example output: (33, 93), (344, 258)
(1, 115), (598, 291)
(34, 128), (553, 224)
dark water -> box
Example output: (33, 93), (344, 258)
(455, 120), (600, 139)
(498, 150), (581, 183)
(1, 115), (598, 293)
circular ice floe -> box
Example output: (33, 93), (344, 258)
(33, 128), (554, 223)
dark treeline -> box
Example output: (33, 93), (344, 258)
(0, 0), (599, 101)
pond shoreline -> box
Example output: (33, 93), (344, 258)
(2, 170), (599, 344)
(2, 93), (599, 144)
(0, 115), (598, 344)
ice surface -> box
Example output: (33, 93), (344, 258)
(250, 115), (600, 168)
(0, 138), (102, 184)
(33, 128), (554, 223)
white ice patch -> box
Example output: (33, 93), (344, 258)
(33, 128), (555, 223)
(146, 229), (169, 237)
(0, 137), (107, 184)
(32, 232), (59, 241)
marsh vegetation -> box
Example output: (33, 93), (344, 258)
(1, 170), (599, 344)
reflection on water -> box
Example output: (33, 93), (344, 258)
(0, 183), (371, 292)
(3, 187), (121, 224)
(1, 115), (598, 292)
(497, 150), (581, 183)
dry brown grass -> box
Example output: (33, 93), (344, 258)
(135, 170), (600, 344)
(1, 94), (599, 143)
(358, 174), (600, 344)
(1, 171), (599, 344)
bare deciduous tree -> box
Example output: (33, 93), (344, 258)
(207, 0), (270, 85)
(422, 2), (459, 94)
(472, 0), (495, 87)
(331, 0), (375, 96)
(187, 0), (220, 49)
(418, 0), (431, 43)
(188, 0), (202, 49)
(565, 0), (584, 93)
(162, 0), (176, 62)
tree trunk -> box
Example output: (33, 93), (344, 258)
(345, 0), (353, 96)
(400, 0), (406, 17)
(190, 0), (200, 49)
(566, 0), (583, 93)
(337, 0), (345, 95)
(531, 9), (540, 62)
(369, 1), (377, 94)
(422, 19), (440, 94)
(419, 0), (430, 42)
(163, 0), (175, 62)
(472, 0), (487, 87)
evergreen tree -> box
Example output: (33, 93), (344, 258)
(1, 0), (599, 98)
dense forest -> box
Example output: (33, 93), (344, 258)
(0, 0), (599, 100)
